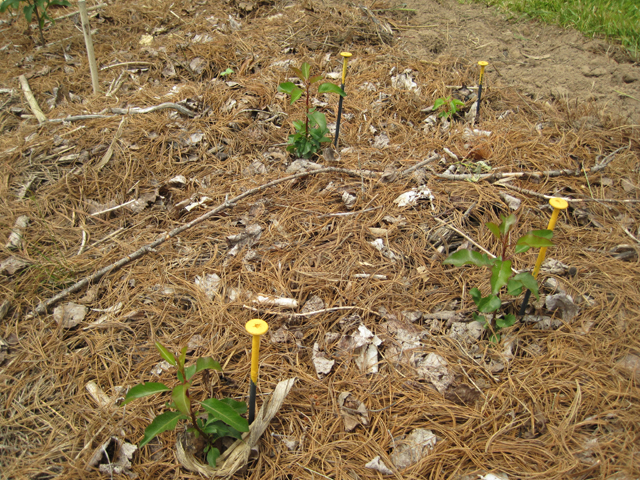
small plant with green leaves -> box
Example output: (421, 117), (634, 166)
(442, 214), (554, 342)
(219, 67), (234, 77)
(123, 342), (249, 468)
(0, 0), (71, 45)
(278, 62), (346, 159)
(433, 96), (465, 119)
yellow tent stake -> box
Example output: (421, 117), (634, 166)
(245, 319), (268, 424)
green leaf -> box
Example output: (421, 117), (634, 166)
(178, 347), (187, 370)
(290, 87), (303, 104)
(206, 446), (221, 468)
(220, 68), (233, 76)
(443, 249), (492, 268)
(155, 342), (176, 366)
(290, 66), (303, 79)
(489, 333), (501, 344)
(490, 259), (512, 294)
(472, 312), (487, 326)
(140, 411), (187, 448)
(23, 4), (34, 22)
(309, 74), (323, 84)
(171, 384), (191, 415)
(196, 357), (222, 374)
(469, 287), (482, 306)
(184, 364), (197, 381)
(529, 229), (553, 240)
(507, 279), (523, 297)
(433, 98), (445, 109)
(278, 82), (297, 94)
(486, 222), (501, 241)
(218, 398), (248, 415)
(300, 62), (311, 80)
(308, 110), (326, 130)
(477, 294), (501, 313)
(513, 272), (540, 299)
(516, 233), (554, 249)
(514, 244), (531, 254)
(122, 382), (170, 405)
(499, 214), (518, 236)
(201, 398), (249, 432)
(496, 313), (516, 329)
(318, 82), (346, 97)
(452, 99), (465, 107)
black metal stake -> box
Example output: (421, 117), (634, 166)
(333, 52), (352, 148)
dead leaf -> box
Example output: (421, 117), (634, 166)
(365, 456), (393, 475)
(86, 436), (137, 477)
(545, 294), (579, 322)
(444, 384), (481, 405)
(194, 273), (221, 300)
(86, 381), (113, 408)
(616, 354), (640, 381)
(338, 391), (370, 431)
(6, 215), (29, 250)
(301, 295), (324, 314)
(227, 224), (262, 257)
(0, 300), (10, 321)
(128, 189), (159, 214)
(413, 352), (453, 393)
(499, 193), (521, 210)
(53, 302), (87, 328)
(285, 159), (322, 174)
(312, 342), (334, 378)
(390, 428), (437, 469)
(393, 186), (434, 208)
(0, 256), (32, 275)
(189, 57), (206, 75)
(342, 191), (356, 210)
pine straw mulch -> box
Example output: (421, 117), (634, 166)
(1, 0), (640, 479)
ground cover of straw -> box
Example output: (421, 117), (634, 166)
(1, 0), (639, 479)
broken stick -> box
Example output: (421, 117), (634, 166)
(18, 75), (47, 124)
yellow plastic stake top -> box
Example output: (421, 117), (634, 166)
(340, 52), (352, 85)
(478, 61), (489, 84)
(246, 319), (268, 383)
(532, 197), (569, 278)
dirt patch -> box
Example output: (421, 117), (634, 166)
(0, 1), (639, 479)
(401, 0), (640, 125)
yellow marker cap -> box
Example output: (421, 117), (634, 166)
(246, 319), (269, 336)
(478, 61), (489, 66)
(340, 52), (352, 58)
(549, 198), (569, 210)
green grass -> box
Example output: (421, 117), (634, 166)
(477, 0), (640, 59)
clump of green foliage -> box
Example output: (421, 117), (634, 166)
(278, 62), (346, 159)
(0, 0), (71, 45)
(433, 95), (465, 119)
(443, 213), (554, 342)
(123, 342), (248, 468)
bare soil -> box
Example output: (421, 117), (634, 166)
(1, 1), (639, 479)
(402, 0), (640, 126)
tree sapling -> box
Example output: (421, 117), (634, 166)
(123, 342), (249, 468)
(442, 213), (554, 342)
(278, 62), (346, 159)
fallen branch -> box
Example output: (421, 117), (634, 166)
(18, 75), (47, 124)
(54, 2), (106, 21)
(498, 183), (640, 204)
(46, 103), (197, 123)
(400, 152), (440, 177)
(29, 167), (381, 316)
(109, 102), (197, 117)
(436, 146), (629, 182)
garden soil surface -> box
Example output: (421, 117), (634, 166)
(1, 0), (639, 479)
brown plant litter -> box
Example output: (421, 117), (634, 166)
(1, 0), (640, 479)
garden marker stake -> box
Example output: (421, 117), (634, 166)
(246, 319), (269, 424)
(518, 197), (569, 316)
(333, 52), (352, 147)
(475, 61), (488, 124)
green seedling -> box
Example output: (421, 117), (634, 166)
(0, 0), (71, 45)
(443, 214), (554, 342)
(220, 68), (234, 77)
(123, 342), (249, 468)
(278, 62), (346, 159)
(433, 96), (465, 119)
